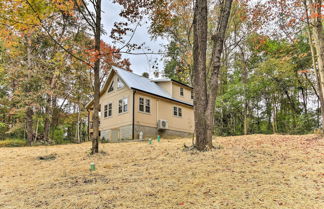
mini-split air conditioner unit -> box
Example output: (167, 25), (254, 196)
(157, 120), (168, 129)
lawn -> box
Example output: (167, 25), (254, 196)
(0, 135), (323, 209)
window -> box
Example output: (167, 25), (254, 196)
(108, 103), (112, 117)
(139, 97), (150, 113)
(173, 106), (178, 116)
(108, 81), (114, 93)
(104, 105), (108, 118)
(180, 87), (184, 96)
(191, 89), (193, 99)
(123, 98), (128, 112)
(178, 107), (182, 117)
(117, 78), (125, 89)
(173, 106), (182, 117)
(145, 99), (150, 113)
(139, 97), (144, 112)
(119, 98), (128, 113)
(119, 100), (122, 113)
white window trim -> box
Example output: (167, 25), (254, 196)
(173, 106), (182, 117)
(139, 97), (145, 112)
(108, 102), (113, 117)
(139, 97), (151, 114)
(145, 99), (151, 113)
(118, 97), (128, 114)
(104, 104), (108, 118)
(180, 87), (184, 97)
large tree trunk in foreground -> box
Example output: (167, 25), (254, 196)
(193, 0), (208, 150)
(91, 0), (102, 154)
(308, 0), (324, 129)
(193, 0), (233, 150)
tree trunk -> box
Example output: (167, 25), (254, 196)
(193, 0), (233, 150)
(76, 101), (81, 143)
(240, 46), (249, 135)
(308, 0), (324, 129)
(193, 0), (208, 150)
(272, 100), (277, 134)
(35, 118), (39, 143)
(26, 35), (33, 145)
(26, 107), (34, 145)
(91, 0), (102, 154)
(44, 95), (51, 142)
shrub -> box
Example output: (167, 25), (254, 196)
(0, 139), (27, 147)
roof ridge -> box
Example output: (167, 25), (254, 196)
(113, 66), (150, 80)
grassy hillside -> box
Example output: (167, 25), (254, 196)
(0, 135), (323, 209)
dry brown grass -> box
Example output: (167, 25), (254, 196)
(0, 134), (323, 209)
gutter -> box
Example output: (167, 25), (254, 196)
(130, 87), (193, 107)
(132, 90), (136, 139)
(171, 79), (193, 89)
(87, 109), (90, 141)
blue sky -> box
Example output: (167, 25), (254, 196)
(101, 2), (167, 76)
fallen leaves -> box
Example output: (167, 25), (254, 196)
(0, 134), (323, 209)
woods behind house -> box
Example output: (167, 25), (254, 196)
(0, 0), (324, 146)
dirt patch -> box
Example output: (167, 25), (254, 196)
(37, 153), (57, 161)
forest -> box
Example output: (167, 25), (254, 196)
(0, 0), (324, 148)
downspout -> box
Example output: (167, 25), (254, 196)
(132, 90), (136, 139)
(87, 109), (90, 141)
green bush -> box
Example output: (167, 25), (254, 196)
(0, 138), (27, 147)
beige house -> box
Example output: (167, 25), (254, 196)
(86, 67), (194, 141)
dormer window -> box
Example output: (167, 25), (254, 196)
(180, 87), (184, 96)
(117, 78), (125, 89)
(108, 81), (114, 93)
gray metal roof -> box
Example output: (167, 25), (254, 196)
(151, 78), (171, 82)
(113, 67), (193, 106)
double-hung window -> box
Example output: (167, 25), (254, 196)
(173, 106), (182, 117)
(104, 105), (108, 118)
(119, 98), (128, 113)
(139, 98), (144, 112)
(104, 103), (112, 117)
(108, 103), (112, 117)
(145, 99), (150, 113)
(139, 97), (150, 113)
(180, 87), (184, 96)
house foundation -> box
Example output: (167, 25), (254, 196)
(101, 124), (193, 141)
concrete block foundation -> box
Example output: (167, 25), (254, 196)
(101, 124), (193, 141)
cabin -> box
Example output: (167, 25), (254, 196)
(86, 67), (194, 141)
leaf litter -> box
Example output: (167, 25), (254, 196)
(0, 134), (323, 209)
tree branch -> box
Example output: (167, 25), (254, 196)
(24, 0), (92, 68)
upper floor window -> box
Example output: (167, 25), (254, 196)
(173, 106), (182, 117)
(104, 105), (108, 118)
(108, 81), (114, 93)
(139, 97), (150, 113)
(119, 98), (128, 113)
(145, 99), (150, 113)
(117, 78), (125, 89)
(108, 103), (112, 117)
(180, 87), (184, 96)
(191, 89), (193, 99)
